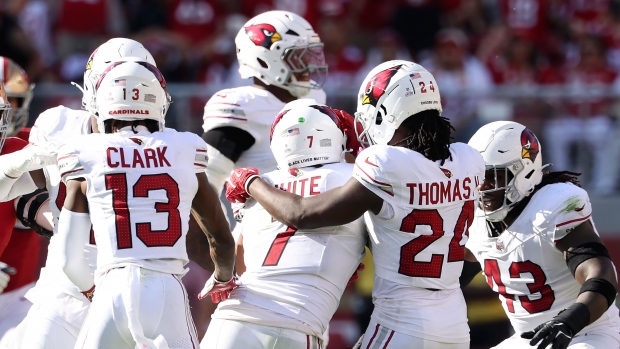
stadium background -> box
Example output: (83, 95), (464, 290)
(3, 0), (620, 348)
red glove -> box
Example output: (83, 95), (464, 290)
(198, 274), (241, 303)
(81, 285), (95, 302)
(225, 167), (260, 203)
(347, 263), (365, 287)
(330, 108), (364, 157)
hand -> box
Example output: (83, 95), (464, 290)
(0, 262), (16, 294)
(347, 263), (365, 287)
(225, 167), (260, 204)
(81, 285), (95, 302)
(198, 274), (241, 303)
(521, 320), (574, 349)
(330, 108), (363, 156)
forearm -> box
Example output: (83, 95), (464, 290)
(248, 178), (314, 229)
(57, 209), (94, 291)
(208, 236), (235, 281)
(0, 170), (38, 201)
(186, 213), (215, 272)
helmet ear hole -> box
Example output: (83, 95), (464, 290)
(257, 58), (269, 69)
(524, 170), (534, 179)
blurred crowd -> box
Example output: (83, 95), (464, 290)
(3, 0), (620, 196)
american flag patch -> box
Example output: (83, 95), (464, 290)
(410, 73), (421, 79)
(144, 94), (156, 103)
(288, 128), (300, 136)
(114, 79), (126, 86)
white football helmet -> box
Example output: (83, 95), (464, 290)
(235, 11), (327, 98)
(95, 61), (170, 133)
(75, 38), (156, 116)
(468, 121), (545, 222)
(270, 99), (346, 169)
(355, 60), (442, 147)
(0, 81), (11, 152)
(0, 57), (34, 136)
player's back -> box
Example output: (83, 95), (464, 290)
(58, 127), (209, 276)
(467, 182), (620, 334)
(352, 142), (484, 343)
(202, 85), (326, 173)
(214, 163), (366, 338)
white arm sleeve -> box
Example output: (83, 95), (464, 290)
(204, 144), (235, 195)
(57, 209), (94, 291)
(0, 171), (38, 202)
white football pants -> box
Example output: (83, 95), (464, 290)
(76, 266), (198, 349)
(201, 318), (323, 349)
(361, 319), (470, 349)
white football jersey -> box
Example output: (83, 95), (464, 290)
(202, 85), (326, 173)
(26, 106), (94, 302)
(467, 183), (620, 334)
(213, 163), (366, 338)
(352, 142), (484, 343)
(57, 127), (209, 276)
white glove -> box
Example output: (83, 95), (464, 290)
(0, 262), (16, 294)
(1, 142), (59, 177)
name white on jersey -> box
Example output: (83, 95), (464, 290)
(57, 127), (208, 276)
(214, 163), (366, 338)
(467, 183), (620, 334)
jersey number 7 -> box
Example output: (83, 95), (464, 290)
(398, 200), (474, 278)
(106, 173), (182, 249)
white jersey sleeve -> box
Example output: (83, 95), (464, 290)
(57, 140), (86, 183)
(540, 184), (593, 241)
(190, 133), (209, 173)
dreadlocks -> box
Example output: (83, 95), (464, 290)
(393, 109), (454, 164)
(509, 171), (582, 220)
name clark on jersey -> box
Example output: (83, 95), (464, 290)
(106, 146), (171, 168)
(407, 175), (479, 205)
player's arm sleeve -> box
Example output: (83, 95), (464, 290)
(552, 187), (593, 242)
(352, 147), (394, 202)
(57, 208), (94, 291)
(57, 143), (86, 184)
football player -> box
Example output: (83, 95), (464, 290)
(226, 60), (486, 349)
(200, 100), (366, 349)
(56, 60), (236, 349)
(463, 121), (620, 349)
(0, 57), (54, 343)
(0, 39), (173, 349)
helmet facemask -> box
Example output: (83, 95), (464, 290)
(478, 161), (527, 222)
(0, 82), (10, 152)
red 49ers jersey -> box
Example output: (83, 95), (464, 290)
(57, 127), (209, 276)
(0, 137), (29, 254)
(0, 134), (45, 293)
(467, 183), (620, 334)
(352, 142), (484, 343)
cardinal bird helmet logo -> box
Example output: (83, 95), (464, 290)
(362, 65), (403, 107)
(245, 24), (282, 48)
(520, 128), (540, 162)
